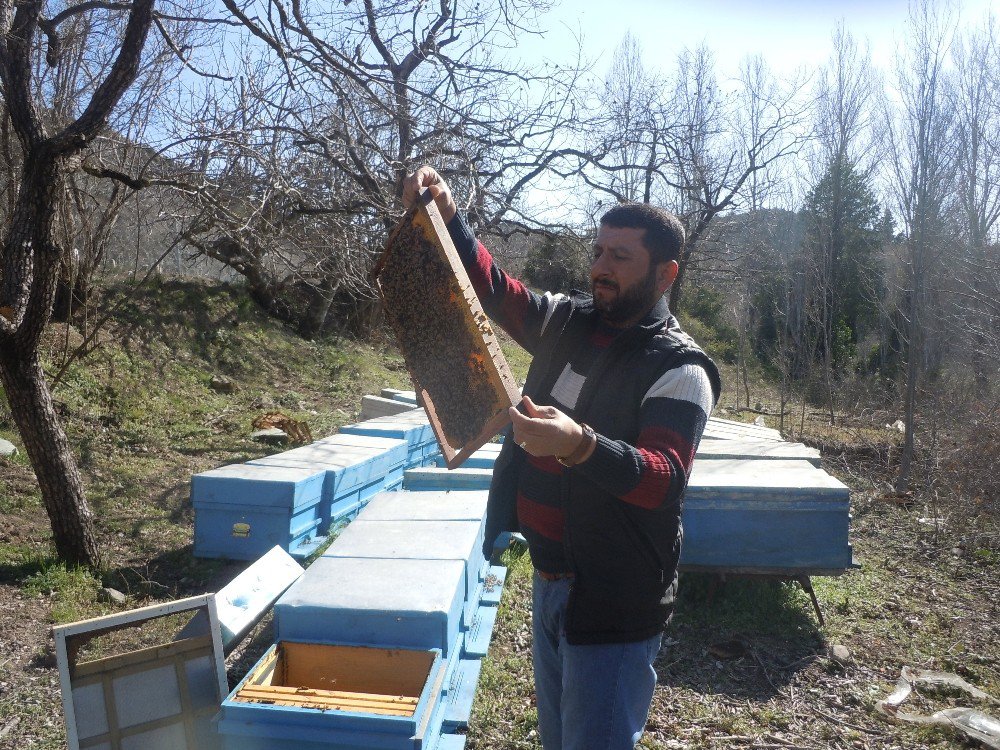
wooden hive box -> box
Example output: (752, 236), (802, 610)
(374, 190), (520, 469)
(218, 641), (453, 750)
(232, 642), (433, 717)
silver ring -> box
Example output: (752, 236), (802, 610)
(519, 441), (528, 450)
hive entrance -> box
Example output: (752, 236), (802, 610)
(233, 642), (435, 717)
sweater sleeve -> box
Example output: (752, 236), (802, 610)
(446, 212), (566, 354)
(574, 362), (715, 510)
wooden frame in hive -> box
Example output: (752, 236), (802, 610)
(374, 190), (520, 469)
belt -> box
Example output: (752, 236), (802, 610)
(536, 569), (575, 581)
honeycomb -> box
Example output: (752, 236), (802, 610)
(376, 210), (515, 455)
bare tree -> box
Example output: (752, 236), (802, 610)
(170, 0), (587, 336)
(949, 14), (1000, 391)
(0, 0), (156, 566)
(802, 27), (879, 424)
(585, 45), (810, 310)
(583, 34), (671, 206)
(883, 0), (957, 494)
(668, 54), (810, 309)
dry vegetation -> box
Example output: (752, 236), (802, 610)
(470, 372), (999, 750)
(0, 285), (997, 750)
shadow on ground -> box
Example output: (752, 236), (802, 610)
(656, 574), (825, 700)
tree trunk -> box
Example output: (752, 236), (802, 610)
(0, 149), (102, 567)
(896, 284), (920, 495)
(0, 0), (154, 568)
(0, 345), (101, 566)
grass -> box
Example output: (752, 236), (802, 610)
(22, 563), (102, 624)
(1, 277), (997, 750)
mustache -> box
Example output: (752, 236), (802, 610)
(592, 278), (619, 291)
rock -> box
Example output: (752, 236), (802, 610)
(98, 587), (127, 605)
(0, 438), (16, 458)
(209, 374), (236, 394)
(829, 644), (851, 665)
(251, 427), (289, 446)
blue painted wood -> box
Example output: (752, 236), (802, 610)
(192, 464), (325, 507)
(703, 417), (784, 442)
(177, 547), (302, 650)
(381, 388), (418, 404)
(323, 519), (485, 628)
(696, 439), (821, 467)
(339, 418), (436, 470)
(191, 465), (330, 559)
(403, 468), (493, 491)
(357, 490), (488, 562)
(360, 490), (488, 522)
(434, 446), (498, 469)
(443, 658), (483, 730)
(243, 437), (406, 535)
(275, 556), (466, 657)
(682, 459), (852, 571)
(218, 643), (449, 750)
(462, 603), (499, 659)
(480, 565), (507, 607)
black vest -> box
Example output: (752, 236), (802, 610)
(485, 293), (722, 644)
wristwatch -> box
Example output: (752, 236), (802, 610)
(557, 423), (596, 467)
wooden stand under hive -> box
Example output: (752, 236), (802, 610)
(374, 191), (520, 469)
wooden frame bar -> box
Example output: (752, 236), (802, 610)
(232, 642), (436, 718)
(374, 190), (520, 469)
(52, 595), (228, 750)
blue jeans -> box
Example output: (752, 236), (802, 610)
(532, 571), (662, 750)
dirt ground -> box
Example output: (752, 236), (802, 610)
(1, 433), (997, 749)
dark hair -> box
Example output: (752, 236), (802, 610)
(599, 203), (685, 264)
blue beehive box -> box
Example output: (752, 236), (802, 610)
(275, 556), (466, 657)
(696, 439), (821, 467)
(702, 417), (784, 442)
(681, 459), (853, 572)
(354, 490), (506, 651)
(192, 464), (326, 560)
(403, 467), (493, 491)
(381, 388), (418, 404)
(217, 639), (455, 750)
(249, 436), (407, 530)
(434, 444), (499, 469)
(340, 416), (437, 469)
(358, 490), (487, 550)
(323, 519), (485, 628)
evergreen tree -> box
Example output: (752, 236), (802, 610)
(800, 159), (883, 365)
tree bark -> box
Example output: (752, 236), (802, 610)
(0, 0), (155, 567)
(0, 143), (103, 566)
(0, 344), (100, 566)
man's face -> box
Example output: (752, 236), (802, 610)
(591, 225), (670, 326)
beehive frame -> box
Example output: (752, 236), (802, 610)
(52, 595), (227, 750)
(374, 190), (520, 468)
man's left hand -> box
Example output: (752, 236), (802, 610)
(509, 395), (583, 457)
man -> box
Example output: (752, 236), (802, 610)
(402, 167), (721, 750)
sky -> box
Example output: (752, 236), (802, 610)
(516, 0), (998, 81)
(508, 0), (997, 221)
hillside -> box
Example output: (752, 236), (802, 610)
(0, 279), (996, 750)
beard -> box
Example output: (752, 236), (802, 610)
(592, 266), (662, 326)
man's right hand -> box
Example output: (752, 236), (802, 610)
(402, 166), (457, 223)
